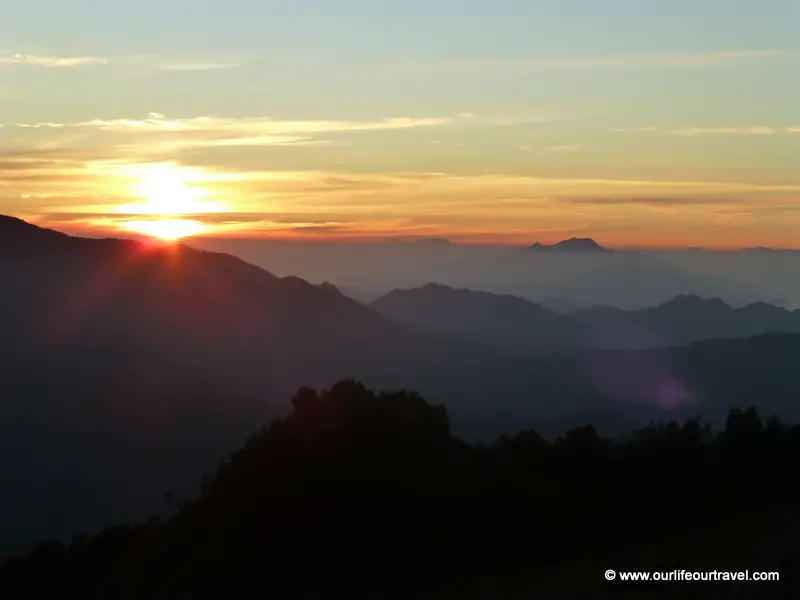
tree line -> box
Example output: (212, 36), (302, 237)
(1, 379), (798, 598)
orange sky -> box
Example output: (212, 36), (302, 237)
(2, 3), (797, 249)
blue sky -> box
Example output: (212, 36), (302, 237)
(1, 0), (797, 247)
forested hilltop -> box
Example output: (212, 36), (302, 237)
(2, 380), (799, 599)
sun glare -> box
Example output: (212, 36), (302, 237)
(112, 163), (227, 241)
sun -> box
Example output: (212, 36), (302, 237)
(121, 219), (207, 241)
(111, 163), (227, 241)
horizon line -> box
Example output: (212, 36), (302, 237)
(8, 215), (797, 254)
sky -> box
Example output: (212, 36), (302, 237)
(1, 0), (798, 248)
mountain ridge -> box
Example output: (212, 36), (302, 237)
(371, 285), (800, 353)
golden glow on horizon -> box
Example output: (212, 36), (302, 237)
(6, 156), (797, 248)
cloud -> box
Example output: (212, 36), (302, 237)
(68, 113), (469, 134)
(0, 52), (243, 72)
(668, 126), (778, 136)
(545, 144), (586, 152)
(290, 224), (359, 235)
(15, 122), (65, 129)
(160, 63), (239, 72)
(560, 196), (743, 206)
(612, 126), (780, 135)
(393, 50), (783, 74)
(12, 112), (474, 151)
(0, 53), (107, 68)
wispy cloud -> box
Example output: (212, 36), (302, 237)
(612, 126), (783, 135)
(393, 50), (783, 74)
(12, 112), (475, 151)
(668, 126), (777, 135)
(0, 53), (107, 68)
(159, 63), (239, 72)
(561, 196), (742, 206)
(15, 122), (65, 129)
(66, 113), (470, 134)
(0, 51), (242, 72)
(545, 144), (587, 152)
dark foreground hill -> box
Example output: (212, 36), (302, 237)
(1, 380), (798, 599)
(2, 216), (800, 556)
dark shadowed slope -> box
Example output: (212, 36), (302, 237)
(0, 216), (397, 390)
(0, 216), (411, 553)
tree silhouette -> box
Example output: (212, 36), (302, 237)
(2, 380), (800, 598)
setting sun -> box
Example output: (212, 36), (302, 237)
(109, 163), (227, 240)
(121, 218), (207, 240)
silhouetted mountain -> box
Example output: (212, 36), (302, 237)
(372, 285), (800, 354)
(409, 236), (453, 246)
(0, 217), (434, 553)
(653, 249), (800, 310)
(572, 294), (800, 349)
(0, 218), (628, 553)
(536, 296), (580, 313)
(334, 284), (385, 303)
(318, 281), (345, 296)
(538, 252), (762, 310)
(528, 237), (611, 253)
(193, 235), (798, 310)
(371, 283), (576, 353)
(3, 217), (800, 559)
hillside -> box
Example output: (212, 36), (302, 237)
(3, 216), (800, 556)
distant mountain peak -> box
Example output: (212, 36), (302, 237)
(419, 282), (455, 292)
(414, 237), (452, 246)
(528, 237), (611, 253)
(655, 294), (732, 311)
